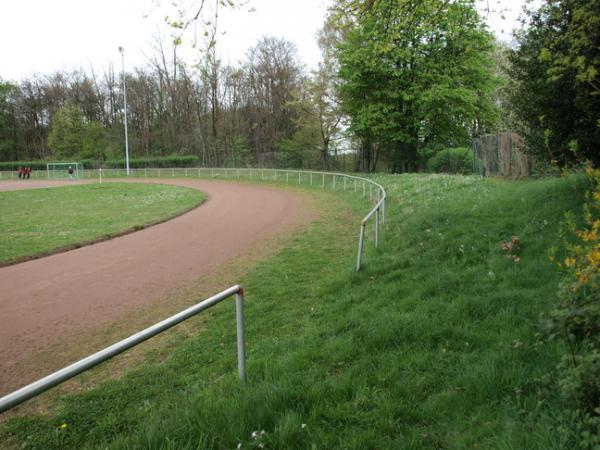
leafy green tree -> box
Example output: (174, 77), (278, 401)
(332, 0), (499, 171)
(510, 0), (600, 167)
(0, 81), (17, 161)
(81, 121), (114, 161)
(276, 118), (322, 169)
(48, 102), (85, 159)
(0, 80), (17, 161)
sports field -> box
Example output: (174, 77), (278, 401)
(0, 182), (205, 264)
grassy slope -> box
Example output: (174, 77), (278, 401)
(0, 183), (205, 263)
(0, 174), (586, 449)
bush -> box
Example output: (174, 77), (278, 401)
(84, 155), (200, 169)
(0, 156), (201, 171)
(547, 167), (600, 447)
(427, 147), (473, 174)
(0, 161), (51, 171)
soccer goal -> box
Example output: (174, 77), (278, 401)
(46, 162), (84, 180)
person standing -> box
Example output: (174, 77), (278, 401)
(68, 166), (74, 180)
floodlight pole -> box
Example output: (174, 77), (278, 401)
(119, 46), (130, 176)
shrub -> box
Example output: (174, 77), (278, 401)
(427, 147), (473, 174)
(548, 167), (600, 447)
(0, 161), (49, 171)
(0, 155), (201, 171)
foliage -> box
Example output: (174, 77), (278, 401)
(0, 155), (201, 171)
(540, 0), (600, 96)
(0, 160), (49, 171)
(547, 167), (600, 447)
(332, 0), (499, 172)
(88, 155), (201, 169)
(0, 81), (16, 161)
(276, 121), (322, 169)
(48, 102), (86, 159)
(509, 0), (600, 167)
(81, 121), (116, 162)
(427, 147), (473, 174)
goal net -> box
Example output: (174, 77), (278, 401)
(47, 162), (84, 179)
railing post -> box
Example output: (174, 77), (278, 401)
(333, 175), (336, 190)
(299, 172), (301, 184)
(322, 173), (325, 188)
(375, 208), (379, 247)
(286, 171), (289, 183)
(235, 289), (246, 382)
(356, 222), (366, 271)
(310, 173), (312, 186)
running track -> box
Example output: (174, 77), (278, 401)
(0, 179), (313, 396)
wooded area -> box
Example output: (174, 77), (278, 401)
(0, 0), (598, 172)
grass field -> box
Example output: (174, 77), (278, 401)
(0, 174), (587, 449)
(0, 182), (205, 264)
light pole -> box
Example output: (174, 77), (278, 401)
(118, 46), (130, 176)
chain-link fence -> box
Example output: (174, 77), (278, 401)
(473, 132), (532, 177)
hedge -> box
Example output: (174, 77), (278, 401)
(0, 155), (201, 171)
(427, 147), (473, 174)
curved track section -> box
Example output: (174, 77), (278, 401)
(0, 179), (313, 395)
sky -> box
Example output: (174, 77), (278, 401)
(0, 0), (531, 82)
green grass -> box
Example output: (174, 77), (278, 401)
(0, 174), (587, 449)
(0, 183), (205, 263)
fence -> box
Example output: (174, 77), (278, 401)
(473, 132), (532, 177)
(0, 167), (387, 271)
(0, 169), (386, 413)
(0, 285), (245, 413)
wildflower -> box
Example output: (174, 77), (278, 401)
(564, 257), (576, 267)
(301, 423), (307, 429)
(59, 423), (68, 430)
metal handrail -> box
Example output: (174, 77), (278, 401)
(0, 285), (245, 414)
(0, 167), (387, 270)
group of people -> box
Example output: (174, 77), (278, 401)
(17, 167), (32, 179)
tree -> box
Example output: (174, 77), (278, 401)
(510, 0), (600, 167)
(245, 37), (304, 164)
(331, 0), (499, 172)
(48, 102), (85, 158)
(0, 81), (17, 161)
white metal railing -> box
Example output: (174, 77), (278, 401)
(0, 167), (386, 270)
(0, 285), (245, 414)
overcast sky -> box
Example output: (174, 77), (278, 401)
(0, 0), (530, 82)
